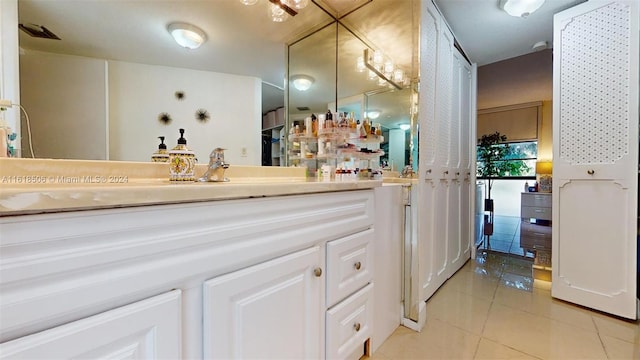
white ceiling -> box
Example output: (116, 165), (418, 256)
(434, 0), (586, 65)
(17, 0), (586, 116)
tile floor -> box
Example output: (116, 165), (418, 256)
(481, 215), (534, 259)
(371, 251), (640, 359)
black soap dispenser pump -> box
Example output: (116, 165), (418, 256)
(152, 136), (169, 163)
(169, 128), (197, 181)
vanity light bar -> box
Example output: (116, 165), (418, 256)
(268, 0), (298, 16)
(363, 49), (402, 90)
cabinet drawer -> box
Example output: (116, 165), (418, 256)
(520, 235), (551, 251)
(326, 229), (374, 308)
(521, 206), (552, 221)
(521, 193), (552, 208)
(326, 283), (373, 360)
(520, 221), (552, 237)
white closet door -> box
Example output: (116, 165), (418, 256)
(552, 0), (638, 319)
(418, 0), (455, 305)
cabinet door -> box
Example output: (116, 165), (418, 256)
(203, 246), (323, 359)
(0, 290), (182, 359)
(552, 0), (638, 319)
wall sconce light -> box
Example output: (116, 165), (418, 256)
(536, 160), (553, 192)
(291, 74), (315, 91)
(499, 0), (545, 18)
(167, 22), (207, 49)
(240, 0), (308, 22)
(362, 49), (405, 90)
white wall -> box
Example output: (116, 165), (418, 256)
(388, 129), (405, 171)
(109, 61), (261, 164)
(0, 0), (21, 156)
(20, 50), (108, 160)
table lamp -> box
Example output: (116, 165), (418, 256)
(536, 160), (552, 193)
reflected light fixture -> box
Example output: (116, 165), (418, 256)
(291, 74), (315, 91)
(499, 0), (545, 18)
(240, 0), (308, 22)
(366, 110), (381, 119)
(362, 49), (405, 90)
(399, 124), (411, 131)
(167, 22), (206, 49)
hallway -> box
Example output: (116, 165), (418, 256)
(372, 252), (640, 359)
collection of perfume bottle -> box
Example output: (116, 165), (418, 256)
(291, 110), (382, 139)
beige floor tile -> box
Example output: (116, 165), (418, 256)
(482, 303), (608, 359)
(426, 286), (493, 335)
(600, 334), (640, 359)
(592, 313), (640, 344)
(375, 319), (480, 359)
(493, 286), (598, 333)
(473, 338), (540, 360)
(438, 268), (500, 301)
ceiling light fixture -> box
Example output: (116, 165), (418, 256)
(532, 40), (548, 51)
(499, 0), (545, 18)
(167, 22), (207, 49)
(291, 74), (315, 91)
(240, 0), (308, 22)
(399, 124), (411, 131)
(366, 110), (381, 120)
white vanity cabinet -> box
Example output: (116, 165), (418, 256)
(203, 246), (323, 359)
(0, 189), (377, 359)
(0, 290), (182, 359)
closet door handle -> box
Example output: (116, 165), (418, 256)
(587, 169), (595, 175)
(314, 268), (323, 277)
(354, 261), (362, 270)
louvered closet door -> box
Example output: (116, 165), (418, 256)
(446, 49), (463, 279)
(552, 0), (638, 319)
(418, 0), (454, 306)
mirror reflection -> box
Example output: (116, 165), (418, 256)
(14, 0), (417, 172)
(285, 0), (418, 172)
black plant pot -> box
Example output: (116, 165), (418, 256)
(484, 199), (494, 212)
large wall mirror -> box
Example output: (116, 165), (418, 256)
(286, 0), (419, 172)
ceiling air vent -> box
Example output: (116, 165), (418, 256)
(19, 23), (61, 40)
(297, 106), (310, 111)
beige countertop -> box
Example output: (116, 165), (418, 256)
(0, 158), (382, 216)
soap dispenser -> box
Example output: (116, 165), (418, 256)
(169, 128), (196, 181)
(152, 136), (169, 163)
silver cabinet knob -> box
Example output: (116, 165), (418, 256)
(354, 323), (361, 332)
(587, 169), (595, 175)
(354, 261), (362, 270)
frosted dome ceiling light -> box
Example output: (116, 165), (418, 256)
(366, 110), (381, 119)
(499, 0), (545, 18)
(167, 22), (207, 49)
(291, 75), (314, 91)
(399, 124), (411, 131)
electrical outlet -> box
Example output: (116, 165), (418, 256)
(241, 147), (248, 157)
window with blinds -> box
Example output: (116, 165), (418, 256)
(477, 101), (541, 142)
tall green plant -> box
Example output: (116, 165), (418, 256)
(476, 132), (529, 201)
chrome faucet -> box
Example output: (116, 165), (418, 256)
(198, 147), (230, 182)
(400, 165), (416, 178)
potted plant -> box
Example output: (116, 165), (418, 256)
(476, 131), (529, 235)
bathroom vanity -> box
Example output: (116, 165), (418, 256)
(0, 158), (403, 359)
